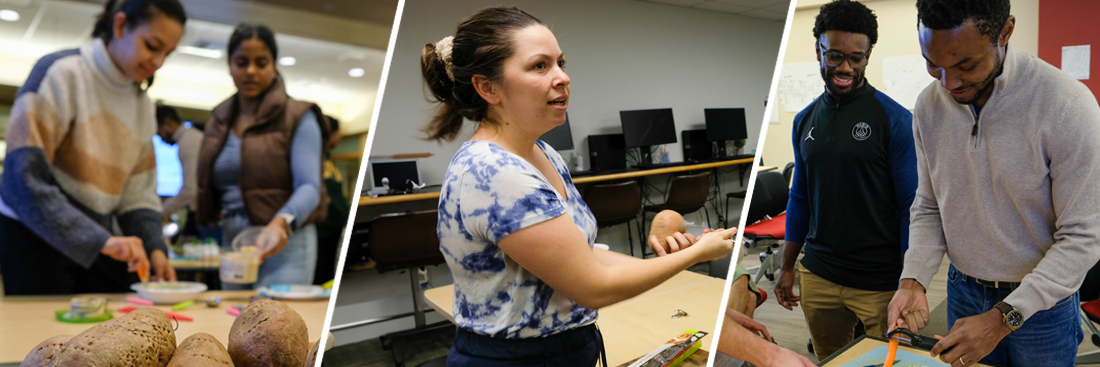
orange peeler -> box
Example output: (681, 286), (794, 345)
(883, 327), (954, 367)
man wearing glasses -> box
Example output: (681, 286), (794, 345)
(774, 0), (917, 361)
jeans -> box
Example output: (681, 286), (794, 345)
(947, 264), (1082, 367)
(219, 213), (317, 290)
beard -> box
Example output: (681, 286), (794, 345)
(820, 67), (863, 100)
(953, 49), (1006, 105)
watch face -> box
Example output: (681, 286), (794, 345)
(1005, 310), (1023, 328)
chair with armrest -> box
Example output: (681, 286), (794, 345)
(642, 171), (712, 258)
(583, 181), (644, 257)
(740, 170), (788, 282)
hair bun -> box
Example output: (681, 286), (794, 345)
(434, 36), (455, 82)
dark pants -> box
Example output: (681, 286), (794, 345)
(0, 214), (133, 295)
(947, 265), (1082, 366)
(447, 324), (606, 367)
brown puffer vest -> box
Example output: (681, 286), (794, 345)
(196, 77), (331, 228)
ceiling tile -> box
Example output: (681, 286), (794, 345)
(694, 2), (754, 14)
(764, 1), (792, 13)
(711, 0), (776, 8)
(644, 0), (709, 6)
(744, 8), (787, 20)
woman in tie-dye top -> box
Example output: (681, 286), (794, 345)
(422, 7), (736, 366)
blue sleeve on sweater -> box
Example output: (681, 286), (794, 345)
(785, 106), (812, 244)
(875, 92), (918, 253)
(276, 110), (323, 230)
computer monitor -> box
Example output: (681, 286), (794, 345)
(154, 134), (183, 197)
(704, 108), (748, 142)
(620, 108), (677, 165)
(368, 158), (423, 193)
(540, 114), (574, 150)
(620, 108), (677, 148)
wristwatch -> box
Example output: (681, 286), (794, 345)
(994, 301), (1023, 332)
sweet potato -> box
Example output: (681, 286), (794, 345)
(167, 333), (233, 367)
(51, 307), (176, 367)
(228, 300), (309, 367)
(649, 210), (687, 254)
(19, 335), (72, 367)
(303, 339), (320, 367)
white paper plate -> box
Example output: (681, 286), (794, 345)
(258, 285), (330, 300)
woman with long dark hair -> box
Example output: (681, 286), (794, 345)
(0, 0), (187, 295)
(196, 23), (329, 289)
(426, 7), (735, 365)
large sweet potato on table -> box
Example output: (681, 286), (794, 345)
(167, 333), (233, 367)
(228, 300), (309, 367)
(50, 307), (176, 367)
(19, 335), (72, 367)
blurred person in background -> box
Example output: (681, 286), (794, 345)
(156, 105), (202, 216)
(196, 23), (330, 289)
(0, 0), (186, 294)
(315, 115), (349, 285)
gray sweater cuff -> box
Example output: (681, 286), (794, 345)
(118, 208), (169, 256)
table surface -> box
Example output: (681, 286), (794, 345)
(424, 271), (726, 366)
(359, 158), (755, 207)
(819, 336), (995, 367)
(0, 290), (331, 363)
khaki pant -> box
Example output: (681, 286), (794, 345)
(798, 262), (895, 361)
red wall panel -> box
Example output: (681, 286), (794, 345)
(1038, 0), (1100, 100)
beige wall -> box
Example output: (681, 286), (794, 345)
(761, 0), (1039, 168)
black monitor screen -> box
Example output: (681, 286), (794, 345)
(620, 108), (677, 148)
(540, 114), (574, 150)
(370, 160), (421, 192)
(705, 108), (748, 141)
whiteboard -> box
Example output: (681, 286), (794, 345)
(882, 55), (936, 110)
(778, 62), (824, 113)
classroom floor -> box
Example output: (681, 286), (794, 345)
(322, 262), (714, 367)
(733, 244), (1100, 366)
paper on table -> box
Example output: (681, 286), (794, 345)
(882, 55), (936, 110)
(778, 62), (824, 113)
(1062, 45), (1090, 80)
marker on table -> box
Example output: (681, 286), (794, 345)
(227, 307), (241, 316)
(172, 300), (194, 311)
(126, 297), (154, 306)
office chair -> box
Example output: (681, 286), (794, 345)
(741, 171), (788, 282)
(368, 210), (453, 367)
(782, 162), (794, 185)
(1077, 260), (1100, 364)
(368, 209), (445, 327)
(583, 181), (644, 257)
(642, 171), (712, 258)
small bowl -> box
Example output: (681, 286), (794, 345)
(131, 281), (208, 305)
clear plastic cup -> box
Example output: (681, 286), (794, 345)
(220, 227), (264, 284)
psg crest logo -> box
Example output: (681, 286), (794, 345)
(852, 122), (871, 141)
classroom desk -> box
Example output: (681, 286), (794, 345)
(423, 271), (726, 366)
(0, 290), (330, 363)
(358, 157), (755, 207)
(819, 335), (995, 367)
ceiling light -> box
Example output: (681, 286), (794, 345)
(177, 45), (223, 59)
(279, 56), (296, 66)
(0, 9), (19, 22)
(348, 68), (365, 77)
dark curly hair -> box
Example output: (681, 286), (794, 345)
(917, 0), (1010, 46)
(813, 0), (878, 48)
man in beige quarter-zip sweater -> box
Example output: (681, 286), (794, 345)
(888, 1), (1100, 367)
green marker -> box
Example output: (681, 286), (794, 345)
(172, 300), (194, 311)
